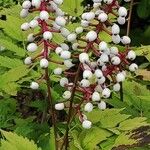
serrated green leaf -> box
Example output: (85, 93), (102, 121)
(81, 127), (112, 150)
(0, 130), (41, 150)
(118, 117), (148, 131)
(0, 39), (25, 56)
(0, 56), (23, 68)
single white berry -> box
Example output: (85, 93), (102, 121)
(98, 12), (108, 22)
(94, 69), (103, 79)
(60, 51), (71, 59)
(55, 47), (63, 55)
(79, 53), (89, 63)
(64, 60), (75, 68)
(21, 22), (30, 31)
(92, 92), (100, 101)
(110, 47), (118, 55)
(98, 101), (106, 110)
(55, 103), (64, 110)
(43, 31), (53, 40)
(32, 0), (41, 8)
(112, 34), (121, 44)
(53, 0), (63, 5)
(82, 120), (92, 129)
(116, 72), (125, 82)
(111, 56), (121, 65)
(102, 88), (111, 98)
(75, 27), (83, 34)
(80, 79), (90, 87)
(49, 1), (58, 10)
(67, 33), (77, 42)
(129, 63), (138, 72)
(84, 102), (93, 112)
(55, 16), (66, 26)
(99, 41), (108, 51)
(60, 28), (70, 37)
(93, 3), (101, 8)
(83, 70), (93, 79)
(85, 12), (95, 21)
(27, 33), (35, 42)
(24, 57), (32, 65)
(86, 31), (97, 42)
(40, 11), (49, 21)
(97, 58), (105, 66)
(63, 91), (71, 99)
(27, 43), (38, 52)
(112, 24), (120, 35)
(29, 20), (38, 28)
(40, 58), (49, 68)
(61, 43), (69, 51)
(121, 36), (131, 45)
(127, 50), (136, 60)
(81, 20), (89, 27)
(118, 7), (127, 17)
(30, 82), (39, 89)
(22, 0), (31, 9)
(54, 68), (62, 75)
(117, 17), (126, 25)
(97, 76), (106, 84)
(60, 77), (68, 87)
(20, 9), (29, 18)
(100, 53), (109, 63)
(113, 83), (120, 92)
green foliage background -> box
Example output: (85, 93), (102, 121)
(0, 0), (150, 150)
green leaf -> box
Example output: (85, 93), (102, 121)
(0, 130), (41, 150)
(81, 127), (112, 150)
(61, 0), (84, 16)
(0, 56), (23, 68)
(0, 39), (25, 56)
(118, 117), (148, 131)
(49, 127), (56, 150)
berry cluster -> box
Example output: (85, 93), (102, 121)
(53, 0), (138, 129)
(20, 0), (68, 89)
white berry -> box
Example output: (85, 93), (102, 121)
(29, 20), (38, 28)
(82, 120), (92, 129)
(40, 11), (49, 21)
(86, 31), (97, 42)
(40, 58), (49, 68)
(99, 41), (108, 51)
(67, 33), (77, 42)
(118, 7), (127, 17)
(63, 91), (71, 99)
(53, 0), (63, 5)
(84, 102), (93, 112)
(54, 68), (62, 75)
(113, 83), (120, 92)
(127, 50), (136, 60)
(112, 24), (120, 35)
(116, 72), (125, 82)
(98, 12), (108, 22)
(75, 27), (83, 34)
(92, 92), (100, 101)
(22, 0), (31, 9)
(98, 101), (106, 110)
(60, 51), (71, 59)
(43, 31), (53, 40)
(55, 16), (66, 26)
(102, 88), (111, 98)
(30, 82), (39, 89)
(27, 43), (38, 52)
(129, 63), (138, 72)
(20, 9), (29, 18)
(24, 57), (32, 65)
(60, 77), (68, 87)
(111, 56), (121, 65)
(79, 53), (89, 63)
(117, 17), (126, 25)
(80, 79), (90, 87)
(121, 36), (131, 45)
(83, 70), (93, 79)
(21, 22), (30, 31)
(55, 103), (64, 110)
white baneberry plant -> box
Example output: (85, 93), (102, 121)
(54, 0), (138, 134)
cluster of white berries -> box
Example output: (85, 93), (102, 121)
(21, 0), (69, 91)
(54, 0), (137, 129)
(21, 0), (137, 129)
